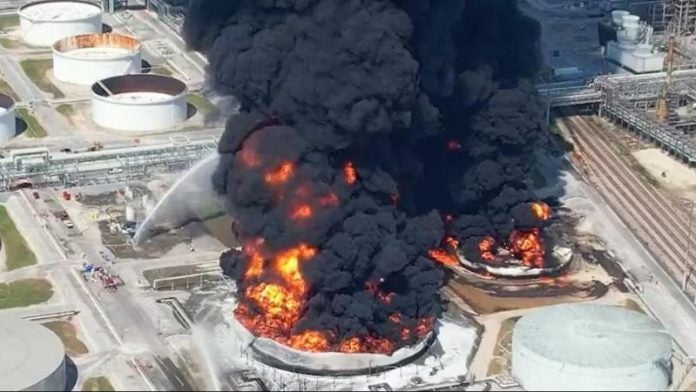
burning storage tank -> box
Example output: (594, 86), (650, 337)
(512, 303), (672, 391)
(53, 33), (142, 86)
(0, 93), (16, 143)
(0, 316), (68, 391)
(18, 0), (102, 47)
(91, 74), (188, 131)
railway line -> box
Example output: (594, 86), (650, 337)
(563, 115), (696, 295)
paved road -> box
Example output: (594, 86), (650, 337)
(561, 115), (696, 355)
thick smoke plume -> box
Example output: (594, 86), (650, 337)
(184, 0), (546, 353)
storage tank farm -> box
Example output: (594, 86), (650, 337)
(0, 93), (16, 143)
(511, 303), (673, 391)
(0, 317), (68, 391)
(91, 74), (189, 131)
(18, 0), (102, 47)
(53, 33), (142, 86)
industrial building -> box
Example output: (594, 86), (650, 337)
(0, 93), (16, 143)
(52, 33), (142, 86)
(605, 10), (666, 73)
(18, 0), (103, 47)
(0, 317), (68, 391)
(511, 303), (673, 391)
(91, 74), (189, 131)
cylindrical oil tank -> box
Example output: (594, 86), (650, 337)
(53, 33), (142, 86)
(621, 14), (641, 42)
(91, 74), (188, 131)
(0, 316), (67, 391)
(19, 0), (102, 47)
(611, 10), (630, 27)
(512, 303), (672, 391)
(0, 94), (16, 143)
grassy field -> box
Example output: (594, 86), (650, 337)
(19, 59), (65, 98)
(16, 108), (48, 138)
(42, 321), (89, 356)
(0, 205), (36, 270)
(0, 279), (53, 309)
(55, 103), (75, 118)
(188, 93), (219, 117)
(0, 78), (18, 101)
(487, 317), (520, 376)
(0, 14), (18, 31)
(82, 376), (115, 392)
(0, 37), (19, 49)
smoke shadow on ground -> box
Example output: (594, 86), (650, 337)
(64, 356), (78, 391)
(14, 117), (27, 136)
(141, 59), (153, 74)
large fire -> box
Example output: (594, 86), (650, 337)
(427, 202), (551, 269)
(233, 155), (436, 354)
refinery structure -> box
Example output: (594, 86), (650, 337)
(2, 0), (696, 392)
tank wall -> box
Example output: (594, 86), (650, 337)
(0, 108), (15, 143)
(20, 14), (102, 47)
(512, 340), (669, 391)
(22, 357), (66, 391)
(53, 51), (142, 85)
(92, 94), (187, 131)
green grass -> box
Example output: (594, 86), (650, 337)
(187, 93), (219, 117)
(42, 321), (89, 356)
(0, 279), (53, 309)
(0, 14), (19, 31)
(19, 59), (65, 98)
(0, 205), (36, 270)
(0, 78), (18, 101)
(16, 108), (47, 138)
(487, 317), (520, 376)
(82, 376), (115, 392)
(0, 37), (19, 49)
(55, 103), (75, 117)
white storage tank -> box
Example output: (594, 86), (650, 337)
(512, 303), (672, 391)
(611, 10), (630, 27)
(0, 316), (67, 391)
(18, 0), (102, 47)
(0, 93), (16, 143)
(53, 33), (142, 86)
(91, 74), (188, 131)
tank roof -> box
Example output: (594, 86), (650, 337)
(19, 1), (101, 22)
(0, 93), (15, 110)
(0, 317), (66, 391)
(514, 303), (671, 369)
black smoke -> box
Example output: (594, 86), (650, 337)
(184, 0), (547, 350)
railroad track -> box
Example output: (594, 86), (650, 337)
(564, 115), (696, 294)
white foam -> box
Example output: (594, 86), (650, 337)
(0, 108), (6, 115)
(22, 2), (101, 21)
(65, 47), (132, 59)
(109, 92), (172, 103)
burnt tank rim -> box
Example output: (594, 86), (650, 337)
(91, 74), (188, 98)
(18, 0), (102, 22)
(53, 33), (140, 54)
(0, 93), (16, 111)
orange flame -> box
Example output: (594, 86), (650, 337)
(508, 229), (545, 268)
(265, 161), (294, 185)
(478, 236), (496, 262)
(531, 202), (551, 221)
(288, 330), (330, 352)
(244, 248), (265, 279)
(290, 204), (313, 220)
(343, 162), (357, 185)
(445, 236), (459, 249)
(339, 337), (363, 353)
(427, 249), (458, 266)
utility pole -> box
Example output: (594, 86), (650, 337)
(682, 199), (696, 291)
